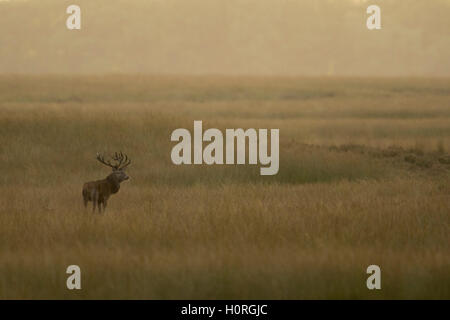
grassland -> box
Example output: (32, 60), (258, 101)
(0, 75), (449, 299)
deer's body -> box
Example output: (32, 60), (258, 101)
(83, 152), (131, 213)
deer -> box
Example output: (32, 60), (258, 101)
(82, 152), (131, 213)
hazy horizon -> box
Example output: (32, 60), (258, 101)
(1, 0), (449, 76)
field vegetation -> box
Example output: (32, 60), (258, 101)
(0, 75), (449, 299)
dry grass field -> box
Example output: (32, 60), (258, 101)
(0, 75), (449, 299)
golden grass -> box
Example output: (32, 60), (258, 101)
(0, 75), (449, 299)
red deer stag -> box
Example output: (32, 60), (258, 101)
(82, 152), (131, 213)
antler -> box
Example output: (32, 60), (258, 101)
(96, 153), (117, 169)
(96, 152), (131, 170)
(113, 151), (131, 170)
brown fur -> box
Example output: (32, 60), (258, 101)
(83, 152), (131, 213)
(82, 173), (122, 212)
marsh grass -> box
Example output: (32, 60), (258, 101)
(0, 76), (449, 299)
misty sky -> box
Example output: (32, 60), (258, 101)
(0, 0), (449, 76)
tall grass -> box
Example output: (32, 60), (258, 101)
(0, 76), (449, 299)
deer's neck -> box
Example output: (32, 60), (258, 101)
(106, 174), (121, 194)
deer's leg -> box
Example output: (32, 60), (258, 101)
(82, 189), (89, 209)
(92, 191), (98, 213)
(103, 200), (107, 212)
(97, 195), (105, 213)
(89, 189), (98, 212)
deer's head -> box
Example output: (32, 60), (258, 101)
(96, 152), (131, 182)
